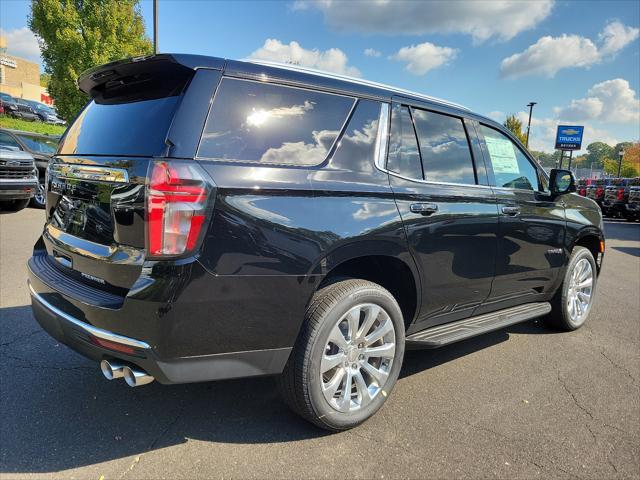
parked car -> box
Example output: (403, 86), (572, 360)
(602, 178), (630, 218)
(0, 128), (60, 208)
(586, 178), (610, 209)
(624, 178), (640, 222)
(27, 54), (605, 431)
(20, 99), (66, 125)
(0, 148), (38, 212)
(0, 93), (20, 117)
(577, 178), (588, 197)
(13, 99), (39, 122)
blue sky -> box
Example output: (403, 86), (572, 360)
(1, 0), (639, 152)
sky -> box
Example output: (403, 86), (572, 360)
(1, 0), (639, 153)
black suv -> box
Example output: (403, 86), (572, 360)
(27, 55), (605, 430)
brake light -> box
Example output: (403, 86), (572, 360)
(579, 188), (586, 196)
(596, 187), (604, 197)
(146, 161), (212, 256)
(617, 188), (625, 201)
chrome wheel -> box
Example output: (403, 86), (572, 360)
(567, 258), (593, 325)
(33, 181), (45, 206)
(320, 303), (396, 413)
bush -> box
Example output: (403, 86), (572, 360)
(0, 116), (66, 136)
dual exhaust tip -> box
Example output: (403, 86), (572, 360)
(100, 359), (154, 387)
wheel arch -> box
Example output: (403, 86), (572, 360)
(570, 226), (604, 274)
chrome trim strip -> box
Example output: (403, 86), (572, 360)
(0, 177), (38, 183)
(49, 164), (129, 183)
(28, 282), (150, 349)
(374, 103), (390, 170)
(246, 60), (469, 111)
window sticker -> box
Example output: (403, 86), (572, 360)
(485, 135), (520, 174)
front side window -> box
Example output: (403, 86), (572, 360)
(479, 124), (539, 191)
(387, 104), (422, 179)
(198, 78), (354, 166)
(412, 108), (475, 185)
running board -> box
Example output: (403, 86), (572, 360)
(406, 302), (551, 348)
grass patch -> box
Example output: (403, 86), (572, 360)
(0, 116), (66, 136)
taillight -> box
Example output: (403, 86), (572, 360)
(579, 188), (586, 196)
(596, 187), (604, 198)
(617, 188), (625, 201)
(146, 160), (213, 257)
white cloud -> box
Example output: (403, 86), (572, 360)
(500, 21), (639, 78)
(295, 0), (553, 42)
(249, 38), (360, 76)
(599, 21), (640, 55)
(0, 27), (41, 64)
(487, 111), (506, 122)
(553, 79), (639, 123)
(390, 42), (458, 75)
(364, 48), (381, 57)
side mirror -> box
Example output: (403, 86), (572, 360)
(549, 169), (576, 195)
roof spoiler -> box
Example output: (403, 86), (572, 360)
(78, 54), (225, 100)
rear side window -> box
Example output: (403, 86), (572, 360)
(479, 124), (539, 191)
(329, 99), (381, 171)
(411, 108), (476, 185)
(198, 78), (354, 165)
(387, 104), (422, 179)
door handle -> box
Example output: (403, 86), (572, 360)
(410, 203), (438, 215)
(501, 206), (521, 216)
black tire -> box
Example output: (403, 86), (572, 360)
(277, 279), (405, 431)
(29, 181), (46, 209)
(0, 199), (30, 212)
(545, 246), (597, 331)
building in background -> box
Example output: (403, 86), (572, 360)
(0, 35), (52, 105)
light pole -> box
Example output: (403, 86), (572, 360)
(525, 102), (537, 149)
(153, 0), (158, 54)
(617, 150), (624, 177)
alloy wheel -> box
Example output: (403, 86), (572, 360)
(567, 258), (594, 325)
(320, 303), (396, 413)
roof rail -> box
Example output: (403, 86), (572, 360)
(245, 60), (469, 111)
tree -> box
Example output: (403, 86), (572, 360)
(503, 114), (527, 145)
(585, 142), (615, 168)
(29, 0), (152, 121)
(39, 73), (50, 88)
(530, 150), (561, 169)
(604, 142), (640, 177)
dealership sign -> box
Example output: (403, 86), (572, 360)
(555, 125), (584, 151)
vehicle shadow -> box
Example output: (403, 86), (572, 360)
(612, 246), (640, 257)
(0, 305), (555, 474)
(603, 220), (640, 242)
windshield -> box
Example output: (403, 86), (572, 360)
(16, 134), (58, 154)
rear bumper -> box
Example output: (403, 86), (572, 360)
(28, 281), (291, 384)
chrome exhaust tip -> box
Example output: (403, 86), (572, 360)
(123, 365), (154, 387)
(100, 359), (125, 380)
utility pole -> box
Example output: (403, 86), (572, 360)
(525, 102), (537, 149)
(617, 150), (624, 177)
(153, 0), (158, 54)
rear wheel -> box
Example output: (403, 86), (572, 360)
(545, 246), (597, 331)
(277, 279), (405, 431)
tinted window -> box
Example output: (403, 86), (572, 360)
(198, 78), (354, 165)
(412, 108), (475, 185)
(387, 104), (422, 179)
(330, 99), (380, 172)
(479, 125), (539, 191)
(59, 96), (180, 156)
(0, 132), (21, 151)
(15, 134), (58, 154)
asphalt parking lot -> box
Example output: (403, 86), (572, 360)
(1, 208), (639, 480)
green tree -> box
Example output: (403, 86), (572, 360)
(530, 150), (561, 169)
(39, 73), (50, 88)
(503, 114), (528, 145)
(585, 141), (615, 168)
(29, 0), (152, 121)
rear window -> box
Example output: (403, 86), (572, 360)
(197, 78), (355, 165)
(59, 96), (180, 156)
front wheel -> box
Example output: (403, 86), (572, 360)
(277, 279), (405, 431)
(545, 246), (597, 331)
(29, 181), (46, 209)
